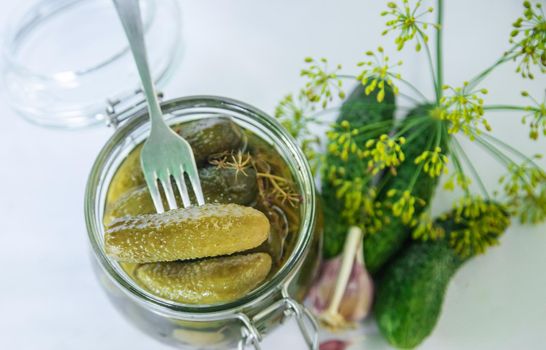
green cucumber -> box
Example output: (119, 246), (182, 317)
(364, 104), (446, 273)
(374, 206), (510, 349)
(322, 83), (396, 258)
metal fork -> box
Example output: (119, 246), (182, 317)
(113, 0), (204, 213)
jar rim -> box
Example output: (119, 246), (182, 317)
(85, 95), (317, 318)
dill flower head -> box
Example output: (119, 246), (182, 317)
(363, 134), (406, 175)
(440, 83), (490, 137)
(443, 171), (472, 192)
(356, 47), (401, 102)
(509, 1), (546, 79)
(327, 120), (366, 162)
(414, 146), (449, 178)
(274, 91), (323, 174)
(301, 57), (345, 108)
(520, 90), (546, 140)
(387, 189), (425, 225)
(332, 178), (385, 233)
(412, 212), (446, 241)
(499, 159), (546, 224)
(450, 197), (510, 257)
(381, 0), (439, 51)
(275, 92), (311, 139)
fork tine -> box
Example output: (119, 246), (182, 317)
(159, 172), (178, 210)
(185, 164), (205, 206)
(174, 165), (191, 207)
(144, 171), (165, 213)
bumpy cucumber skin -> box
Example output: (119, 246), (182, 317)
(322, 83), (395, 259)
(375, 240), (462, 349)
(173, 117), (244, 164)
(364, 104), (446, 273)
(374, 208), (510, 349)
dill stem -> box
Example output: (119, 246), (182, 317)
(478, 130), (542, 169)
(473, 132), (538, 192)
(336, 74), (358, 80)
(483, 105), (529, 112)
(398, 91), (422, 104)
(393, 76), (430, 102)
(407, 133), (435, 191)
(472, 132), (513, 167)
(434, 121), (442, 149)
(402, 123), (434, 145)
(436, 0), (444, 101)
(449, 144), (471, 196)
(467, 49), (517, 90)
(352, 120), (396, 138)
(451, 137), (489, 198)
(418, 29), (439, 103)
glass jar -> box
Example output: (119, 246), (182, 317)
(1, 0), (182, 128)
(85, 96), (323, 349)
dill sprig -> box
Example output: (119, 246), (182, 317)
(275, 0), (546, 258)
(509, 1), (546, 79)
(381, 0), (439, 51)
(356, 47), (402, 102)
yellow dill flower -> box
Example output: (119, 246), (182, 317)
(509, 1), (546, 79)
(363, 134), (406, 174)
(275, 91), (322, 175)
(356, 47), (401, 102)
(387, 189), (425, 224)
(412, 212), (445, 241)
(453, 195), (488, 221)
(301, 57), (346, 108)
(275, 92), (310, 139)
(381, 0), (439, 51)
(440, 83), (490, 137)
(520, 90), (546, 140)
(443, 171), (472, 191)
(414, 146), (449, 178)
(498, 160), (546, 224)
(329, 176), (386, 233)
(327, 120), (365, 161)
(449, 198), (509, 257)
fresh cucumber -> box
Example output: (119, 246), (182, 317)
(374, 206), (510, 349)
(364, 104), (446, 273)
(322, 82), (395, 258)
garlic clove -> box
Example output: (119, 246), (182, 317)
(307, 226), (374, 330)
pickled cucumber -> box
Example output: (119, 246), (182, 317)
(173, 117), (244, 164)
(104, 167), (258, 225)
(106, 117), (244, 203)
(107, 143), (145, 204)
(198, 166), (257, 205)
(105, 203), (270, 263)
(135, 253), (272, 304)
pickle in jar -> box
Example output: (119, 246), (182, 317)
(135, 253), (272, 304)
(105, 203), (270, 263)
(106, 117), (245, 203)
(103, 118), (303, 305)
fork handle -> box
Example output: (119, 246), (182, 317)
(113, 0), (168, 132)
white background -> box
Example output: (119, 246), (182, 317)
(1, 0), (545, 349)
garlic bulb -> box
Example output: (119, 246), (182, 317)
(308, 226), (374, 329)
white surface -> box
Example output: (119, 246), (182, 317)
(0, 1), (545, 349)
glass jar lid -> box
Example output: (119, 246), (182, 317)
(1, 0), (182, 128)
